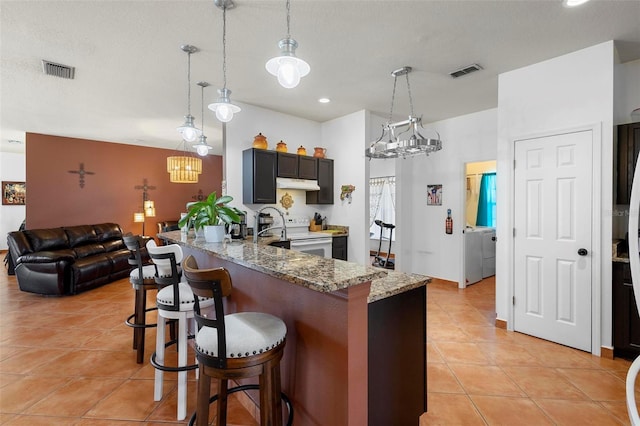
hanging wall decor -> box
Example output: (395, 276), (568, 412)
(2, 181), (26, 205)
(68, 163), (95, 188)
(427, 184), (442, 206)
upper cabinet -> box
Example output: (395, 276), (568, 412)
(243, 149), (333, 205)
(616, 123), (640, 205)
(306, 158), (334, 205)
(277, 153), (317, 180)
(243, 149), (277, 204)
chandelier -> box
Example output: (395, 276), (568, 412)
(167, 141), (202, 183)
(265, 0), (310, 88)
(176, 45), (202, 143)
(209, 0), (241, 123)
(365, 67), (442, 159)
(192, 81), (213, 156)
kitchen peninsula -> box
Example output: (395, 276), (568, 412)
(159, 230), (429, 426)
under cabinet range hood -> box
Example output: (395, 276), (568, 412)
(276, 177), (320, 191)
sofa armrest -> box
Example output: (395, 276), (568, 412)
(18, 250), (76, 264)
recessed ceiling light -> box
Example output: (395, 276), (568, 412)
(318, 98), (331, 104)
(8, 139), (22, 144)
(563, 0), (590, 7)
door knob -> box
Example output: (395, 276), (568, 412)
(577, 248), (588, 256)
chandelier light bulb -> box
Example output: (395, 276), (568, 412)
(196, 144), (210, 156)
(216, 105), (234, 122)
(179, 123), (200, 142)
(277, 58), (301, 88)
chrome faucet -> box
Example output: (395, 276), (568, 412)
(253, 206), (288, 243)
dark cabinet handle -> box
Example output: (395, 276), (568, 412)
(578, 248), (588, 256)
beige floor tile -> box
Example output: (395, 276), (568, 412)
(470, 395), (554, 425)
(448, 363), (525, 397)
(501, 366), (588, 400)
(535, 399), (624, 425)
(427, 363), (465, 394)
(475, 342), (541, 367)
(0, 376), (71, 413)
(557, 368), (627, 401)
(419, 393), (486, 425)
(83, 379), (158, 421)
(435, 342), (491, 365)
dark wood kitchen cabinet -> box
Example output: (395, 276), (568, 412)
(243, 148), (276, 204)
(277, 153), (317, 179)
(612, 261), (640, 359)
(306, 158), (334, 204)
(332, 235), (348, 261)
(616, 122), (640, 204)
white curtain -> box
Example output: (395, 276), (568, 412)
(369, 176), (396, 239)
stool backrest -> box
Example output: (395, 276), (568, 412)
(182, 255), (233, 368)
(146, 240), (184, 311)
(123, 234), (148, 285)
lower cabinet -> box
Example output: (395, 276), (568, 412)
(332, 236), (347, 261)
(612, 261), (640, 359)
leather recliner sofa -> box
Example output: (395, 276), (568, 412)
(7, 223), (132, 296)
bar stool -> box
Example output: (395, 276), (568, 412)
(146, 240), (215, 421)
(182, 255), (288, 426)
(123, 234), (157, 364)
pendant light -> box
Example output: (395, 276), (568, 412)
(193, 81), (213, 156)
(209, 0), (241, 123)
(176, 45), (202, 142)
(265, 0), (310, 89)
(365, 66), (443, 159)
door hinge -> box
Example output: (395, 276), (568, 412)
(513, 228), (516, 237)
(512, 296), (516, 305)
(513, 159), (516, 169)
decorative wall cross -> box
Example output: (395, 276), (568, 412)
(68, 163), (95, 188)
(134, 178), (156, 201)
(192, 189), (204, 201)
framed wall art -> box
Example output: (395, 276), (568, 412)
(427, 184), (442, 206)
(2, 181), (26, 205)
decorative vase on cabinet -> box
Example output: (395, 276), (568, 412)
(253, 133), (268, 150)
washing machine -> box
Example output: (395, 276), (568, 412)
(465, 227), (496, 285)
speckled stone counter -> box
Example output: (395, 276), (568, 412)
(160, 230), (431, 302)
(158, 229), (427, 425)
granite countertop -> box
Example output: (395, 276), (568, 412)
(159, 230), (428, 302)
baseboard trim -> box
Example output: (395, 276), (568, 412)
(495, 319), (507, 329)
(600, 346), (614, 360)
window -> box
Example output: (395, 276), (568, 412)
(369, 176), (395, 240)
(476, 172), (496, 227)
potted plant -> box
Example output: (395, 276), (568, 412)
(178, 192), (241, 243)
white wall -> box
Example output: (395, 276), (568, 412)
(496, 41), (615, 354)
(0, 152), (26, 249)
(614, 58), (640, 125)
(224, 102), (322, 224)
(320, 110), (370, 264)
(395, 108), (498, 282)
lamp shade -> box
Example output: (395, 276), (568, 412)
(144, 200), (156, 217)
(266, 38), (310, 89)
(167, 155), (202, 183)
(133, 212), (145, 223)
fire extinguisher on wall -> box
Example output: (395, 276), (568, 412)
(446, 209), (453, 235)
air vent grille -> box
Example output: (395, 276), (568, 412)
(449, 63), (483, 78)
(42, 60), (75, 79)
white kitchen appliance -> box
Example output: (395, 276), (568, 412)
(626, 155), (640, 425)
(279, 215), (333, 259)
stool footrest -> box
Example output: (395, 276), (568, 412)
(150, 335), (198, 372)
(187, 384), (294, 426)
(125, 307), (159, 329)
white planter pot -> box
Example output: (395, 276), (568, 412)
(203, 225), (226, 243)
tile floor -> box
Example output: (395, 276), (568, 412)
(420, 277), (635, 425)
(0, 267), (636, 425)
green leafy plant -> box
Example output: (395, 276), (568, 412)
(178, 192), (241, 231)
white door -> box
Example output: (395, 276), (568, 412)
(513, 130), (592, 351)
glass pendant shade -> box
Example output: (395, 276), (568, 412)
(266, 38), (310, 89)
(167, 155), (202, 183)
(177, 115), (201, 142)
(193, 135), (213, 156)
(208, 88), (240, 123)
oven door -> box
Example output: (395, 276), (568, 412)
(289, 238), (333, 259)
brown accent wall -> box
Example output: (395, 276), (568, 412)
(25, 133), (223, 234)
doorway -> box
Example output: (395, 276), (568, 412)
(463, 160), (497, 288)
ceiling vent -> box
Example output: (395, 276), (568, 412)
(449, 63), (483, 78)
(42, 60), (75, 79)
